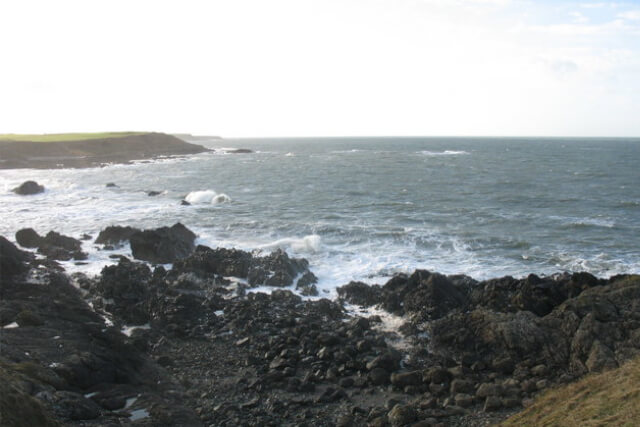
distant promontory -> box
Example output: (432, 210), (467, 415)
(0, 132), (210, 169)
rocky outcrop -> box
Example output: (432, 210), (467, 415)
(130, 223), (196, 264)
(12, 180), (44, 195)
(94, 225), (140, 246)
(0, 237), (33, 282)
(14, 229), (87, 261)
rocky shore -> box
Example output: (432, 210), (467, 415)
(1, 224), (639, 426)
(0, 133), (209, 169)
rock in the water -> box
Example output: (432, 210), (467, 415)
(15, 228), (42, 248)
(37, 231), (87, 261)
(130, 223), (196, 264)
(105, 182), (118, 188)
(147, 191), (161, 196)
(227, 148), (253, 154)
(95, 226), (140, 246)
(12, 180), (44, 195)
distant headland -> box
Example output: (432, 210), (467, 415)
(0, 132), (210, 169)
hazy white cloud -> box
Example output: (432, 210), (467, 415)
(0, 0), (638, 136)
(618, 10), (640, 20)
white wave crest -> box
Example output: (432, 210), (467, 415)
(419, 150), (469, 156)
(185, 190), (231, 205)
(258, 234), (322, 253)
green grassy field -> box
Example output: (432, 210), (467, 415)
(0, 132), (146, 142)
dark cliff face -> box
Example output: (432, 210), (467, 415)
(0, 133), (210, 169)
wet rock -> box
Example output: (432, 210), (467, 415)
(12, 180), (44, 195)
(337, 281), (382, 306)
(366, 351), (402, 372)
(130, 223), (196, 263)
(95, 225), (140, 245)
(36, 390), (101, 421)
(247, 249), (310, 287)
(483, 396), (502, 412)
(476, 383), (501, 398)
(390, 371), (422, 388)
(387, 404), (417, 427)
(227, 148), (253, 154)
(15, 309), (44, 326)
(105, 182), (118, 188)
(148, 191), (162, 196)
(368, 368), (390, 385)
(37, 231), (86, 261)
(15, 228), (42, 248)
(0, 236), (32, 280)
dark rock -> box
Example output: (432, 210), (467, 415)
(36, 391), (101, 420)
(105, 182), (118, 188)
(390, 371), (422, 388)
(227, 148), (253, 154)
(247, 249), (310, 287)
(130, 223), (196, 263)
(15, 228), (42, 248)
(483, 396), (502, 412)
(366, 351), (402, 372)
(37, 231), (86, 261)
(0, 236), (32, 280)
(368, 368), (390, 385)
(95, 226), (140, 245)
(148, 191), (162, 196)
(181, 200), (191, 206)
(16, 310), (44, 326)
(387, 404), (417, 427)
(12, 180), (44, 195)
(337, 281), (382, 307)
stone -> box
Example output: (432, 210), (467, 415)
(450, 378), (474, 394)
(390, 371), (422, 388)
(387, 404), (417, 427)
(368, 368), (390, 385)
(15, 228), (42, 248)
(130, 223), (196, 263)
(95, 226), (140, 245)
(12, 180), (44, 195)
(476, 383), (501, 398)
(483, 396), (502, 412)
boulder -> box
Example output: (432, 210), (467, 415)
(247, 249), (310, 287)
(37, 231), (86, 261)
(12, 180), (44, 195)
(0, 236), (33, 280)
(95, 226), (140, 246)
(130, 223), (196, 263)
(387, 404), (417, 427)
(15, 228), (42, 248)
(336, 281), (382, 307)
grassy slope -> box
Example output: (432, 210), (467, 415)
(501, 356), (640, 427)
(0, 132), (145, 142)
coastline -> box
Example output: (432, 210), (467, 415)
(0, 133), (210, 169)
(2, 224), (639, 426)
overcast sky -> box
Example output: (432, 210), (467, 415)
(1, 0), (639, 137)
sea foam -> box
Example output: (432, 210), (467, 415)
(185, 190), (231, 205)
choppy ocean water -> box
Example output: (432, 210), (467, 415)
(1, 137), (638, 296)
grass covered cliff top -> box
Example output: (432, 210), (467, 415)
(0, 132), (209, 169)
(501, 355), (640, 427)
(0, 132), (146, 143)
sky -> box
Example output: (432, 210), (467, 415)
(1, 0), (639, 137)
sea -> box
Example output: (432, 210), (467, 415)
(1, 137), (639, 297)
